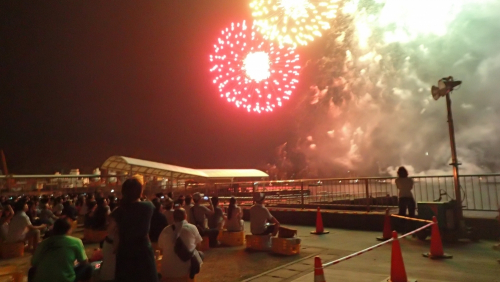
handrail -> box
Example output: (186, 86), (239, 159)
(214, 173), (500, 186)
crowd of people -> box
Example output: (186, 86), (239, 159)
(0, 177), (283, 282)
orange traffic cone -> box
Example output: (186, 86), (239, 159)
(311, 207), (329, 235)
(377, 208), (392, 241)
(422, 216), (452, 259)
(314, 256), (326, 282)
(385, 231), (416, 282)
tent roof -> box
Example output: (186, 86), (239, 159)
(198, 169), (269, 178)
(101, 156), (268, 179)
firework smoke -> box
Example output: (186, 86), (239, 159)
(277, 0), (500, 178)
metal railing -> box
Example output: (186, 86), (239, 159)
(213, 174), (500, 212)
(1, 174), (499, 212)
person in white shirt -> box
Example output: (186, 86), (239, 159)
(158, 208), (203, 279)
(226, 197), (244, 232)
(6, 200), (46, 251)
(395, 166), (415, 217)
(250, 193), (279, 236)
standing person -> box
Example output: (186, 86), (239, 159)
(109, 178), (158, 282)
(226, 197), (244, 232)
(29, 218), (91, 282)
(158, 208), (203, 280)
(250, 193), (280, 236)
(395, 166), (415, 217)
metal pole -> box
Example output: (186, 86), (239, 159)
(300, 181), (304, 209)
(364, 179), (370, 212)
(445, 92), (463, 222)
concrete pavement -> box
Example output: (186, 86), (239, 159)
(244, 223), (500, 282)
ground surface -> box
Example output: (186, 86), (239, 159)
(0, 221), (499, 282)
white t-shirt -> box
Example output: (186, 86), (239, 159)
(6, 211), (31, 242)
(395, 178), (414, 198)
(250, 204), (273, 235)
(158, 221), (202, 278)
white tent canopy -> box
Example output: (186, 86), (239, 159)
(101, 156), (268, 180)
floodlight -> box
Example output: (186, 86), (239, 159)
(431, 76), (462, 100)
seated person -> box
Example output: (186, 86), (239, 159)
(226, 197), (244, 232)
(27, 201), (40, 226)
(39, 201), (58, 227)
(192, 193), (219, 247)
(208, 196), (225, 230)
(84, 201), (97, 229)
(163, 198), (175, 226)
(250, 193), (280, 236)
(158, 208), (203, 279)
(89, 198), (109, 230)
(52, 197), (64, 216)
(0, 204), (14, 241)
(61, 199), (78, 221)
(6, 200), (46, 251)
(29, 218), (92, 282)
(149, 198), (168, 243)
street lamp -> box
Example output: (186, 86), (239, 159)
(431, 76), (463, 223)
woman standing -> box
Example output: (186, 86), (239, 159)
(395, 166), (415, 217)
(110, 178), (158, 282)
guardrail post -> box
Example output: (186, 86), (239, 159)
(365, 179), (370, 212)
(301, 181), (304, 209)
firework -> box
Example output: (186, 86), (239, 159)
(250, 0), (339, 46)
(209, 21), (300, 113)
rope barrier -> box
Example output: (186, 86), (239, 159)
(321, 238), (394, 268)
(391, 214), (433, 223)
(398, 222), (434, 239)
(318, 221), (436, 269)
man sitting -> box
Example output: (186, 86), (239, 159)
(6, 200), (46, 251)
(158, 208), (203, 279)
(250, 193), (280, 236)
(29, 218), (92, 282)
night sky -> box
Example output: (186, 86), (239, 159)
(0, 1), (325, 174)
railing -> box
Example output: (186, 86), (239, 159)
(1, 174), (499, 212)
(213, 174), (500, 212)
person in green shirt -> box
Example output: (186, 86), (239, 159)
(29, 218), (93, 282)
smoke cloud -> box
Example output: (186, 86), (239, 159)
(276, 0), (500, 178)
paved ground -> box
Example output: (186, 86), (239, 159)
(243, 224), (500, 282)
(1, 221), (499, 281)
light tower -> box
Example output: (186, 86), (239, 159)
(431, 76), (463, 223)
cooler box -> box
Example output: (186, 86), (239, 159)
(417, 201), (455, 230)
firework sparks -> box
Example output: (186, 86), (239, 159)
(209, 21), (300, 113)
(250, 0), (339, 46)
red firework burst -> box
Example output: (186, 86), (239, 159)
(209, 20), (300, 113)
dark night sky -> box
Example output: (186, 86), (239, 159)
(0, 1), (324, 174)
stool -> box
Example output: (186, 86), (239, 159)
(245, 235), (271, 251)
(271, 237), (301, 255)
(83, 229), (107, 243)
(0, 242), (25, 259)
(0, 265), (23, 282)
(196, 236), (210, 251)
(220, 230), (244, 246)
(161, 276), (195, 282)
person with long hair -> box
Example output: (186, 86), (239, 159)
(109, 178), (158, 282)
(395, 166), (416, 217)
(226, 197), (244, 232)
